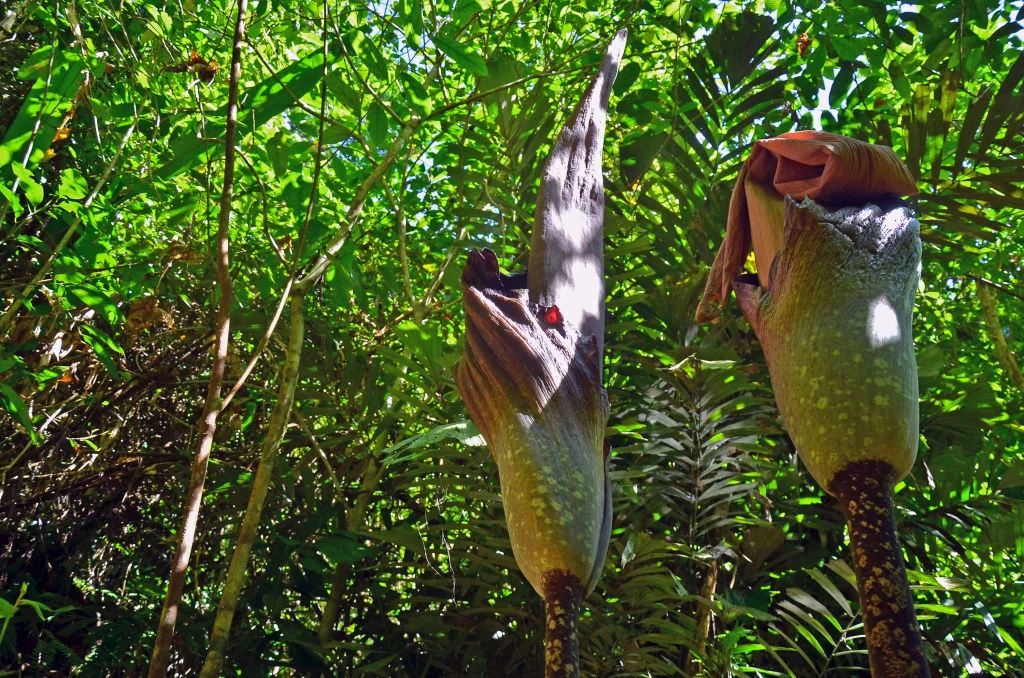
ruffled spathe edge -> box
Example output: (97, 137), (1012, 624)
(695, 131), (917, 323)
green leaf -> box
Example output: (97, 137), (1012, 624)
(998, 462), (1024, 490)
(11, 163), (43, 206)
(614, 60), (640, 96)
(69, 283), (120, 325)
(357, 653), (398, 673)
(58, 167), (89, 200)
(79, 324), (124, 377)
(325, 71), (362, 114)
(143, 7), (173, 38)
(16, 598), (53, 620)
(267, 130), (291, 178)
(433, 34), (488, 76)
(829, 64), (854, 109)
(0, 183), (23, 219)
(382, 420), (485, 465)
(367, 525), (421, 551)
(348, 29), (391, 82)
(397, 0), (424, 47)
(317, 532), (368, 564)
(367, 102), (389, 148)
(0, 382), (35, 441)
(830, 35), (861, 61)
(0, 47), (81, 170)
(620, 132), (666, 186)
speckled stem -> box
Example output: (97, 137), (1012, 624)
(829, 460), (930, 678)
(543, 571), (583, 678)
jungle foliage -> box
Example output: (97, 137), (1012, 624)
(0, 0), (1022, 675)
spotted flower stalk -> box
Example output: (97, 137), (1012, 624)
(454, 31), (626, 678)
(696, 131), (930, 677)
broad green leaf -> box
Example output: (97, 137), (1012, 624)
(382, 421), (485, 465)
(0, 47), (82, 170)
(69, 283), (120, 325)
(348, 29), (391, 82)
(317, 532), (368, 564)
(367, 525), (421, 551)
(0, 184), (22, 218)
(998, 462), (1024, 490)
(366, 102), (388, 148)
(620, 132), (666, 186)
(16, 598), (53, 620)
(58, 167), (89, 200)
(433, 34), (488, 76)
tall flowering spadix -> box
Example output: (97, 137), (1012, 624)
(454, 30), (626, 678)
(696, 131), (931, 677)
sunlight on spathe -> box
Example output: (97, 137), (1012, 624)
(868, 296), (900, 348)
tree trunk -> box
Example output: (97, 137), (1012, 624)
(977, 280), (1024, 390)
(199, 296), (304, 677)
(147, 0), (244, 671)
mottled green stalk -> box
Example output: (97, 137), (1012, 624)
(543, 571), (584, 678)
(830, 461), (930, 677)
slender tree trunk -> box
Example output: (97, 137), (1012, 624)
(977, 281), (1024, 390)
(199, 296), (304, 677)
(543, 571), (583, 678)
(684, 557), (720, 676)
(830, 460), (930, 678)
(147, 0), (245, 672)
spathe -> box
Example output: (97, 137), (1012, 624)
(454, 31), (626, 601)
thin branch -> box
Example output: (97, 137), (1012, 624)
(295, 120), (420, 293)
(290, 5), (332, 273)
(966, 273), (1024, 302)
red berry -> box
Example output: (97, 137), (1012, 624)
(542, 305), (561, 324)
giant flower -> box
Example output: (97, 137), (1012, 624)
(454, 31), (626, 678)
(696, 131), (930, 677)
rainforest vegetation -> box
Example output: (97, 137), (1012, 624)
(0, 0), (1022, 674)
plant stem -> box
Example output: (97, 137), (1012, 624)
(199, 295), (304, 677)
(542, 571), (583, 678)
(829, 460), (930, 678)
